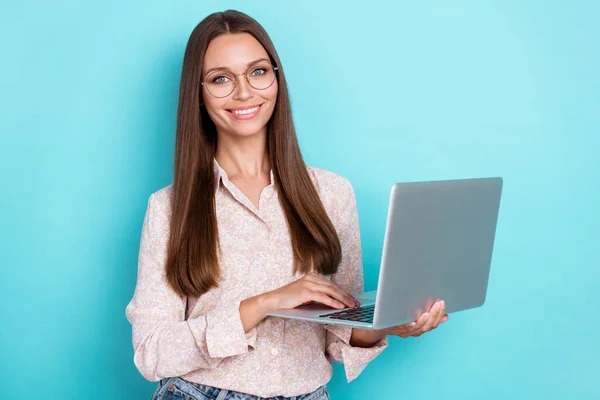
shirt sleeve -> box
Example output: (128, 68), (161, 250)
(125, 191), (257, 382)
(324, 178), (388, 382)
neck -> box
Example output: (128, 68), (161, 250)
(215, 129), (271, 179)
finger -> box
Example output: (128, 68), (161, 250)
(433, 301), (446, 328)
(410, 312), (430, 333)
(412, 297), (437, 322)
(325, 281), (360, 307)
(311, 281), (357, 308)
(304, 273), (358, 305)
(424, 298), (436, 311)
(428, 301), (445, 329)
(311, 292), (346, 309)
(441, 314), (449, 323)
(421, 302), (442, 332)
(432, 301), (446, 328)
(309, 281), (355, 307)
(394, 307), (436, 337)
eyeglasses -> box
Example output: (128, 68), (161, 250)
(201, 62), (278, 98)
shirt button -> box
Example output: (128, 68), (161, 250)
(271, 347), (279, 355)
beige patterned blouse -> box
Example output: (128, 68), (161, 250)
(125, 160), (388, 398)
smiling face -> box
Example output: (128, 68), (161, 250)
(201, 33), (278, 140)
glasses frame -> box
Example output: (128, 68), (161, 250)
(200, 63), (279, 98)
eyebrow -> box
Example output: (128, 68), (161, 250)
(203, 58), (271, 77)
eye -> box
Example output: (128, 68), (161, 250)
(211, 75), (232, 84)
(250, 67), (267, 77)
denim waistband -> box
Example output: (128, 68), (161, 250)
(157, 377), (328, 400)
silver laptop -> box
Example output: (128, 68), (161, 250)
(266, 177), (503, 330)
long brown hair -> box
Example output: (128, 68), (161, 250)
(166, 10), (342, 298)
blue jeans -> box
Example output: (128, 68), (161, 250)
(152, 377), (330, 400)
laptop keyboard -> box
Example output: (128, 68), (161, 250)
(319, 304), (375, 323)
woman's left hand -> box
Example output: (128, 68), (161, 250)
(350, 300), (449, 347)
(383, 300), (448, 338)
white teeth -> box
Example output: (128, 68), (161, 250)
(231, 106), (259, 115)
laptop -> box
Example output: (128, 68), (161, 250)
(266, 177), (503, 330)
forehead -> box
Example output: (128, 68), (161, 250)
(203, 33), (270, 73)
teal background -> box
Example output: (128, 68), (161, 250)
(1, 1), (598, 399)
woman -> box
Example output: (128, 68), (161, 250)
(126, 9), (448, 400)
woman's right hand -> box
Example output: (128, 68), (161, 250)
(265, 272), (360, 311)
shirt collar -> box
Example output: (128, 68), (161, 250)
(212, 158), (275, 194)
(213, 158), (227, 194)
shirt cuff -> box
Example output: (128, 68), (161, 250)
(325, 325), (388, 382)
(189, 300), (257, 360)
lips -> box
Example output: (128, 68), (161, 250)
(226, 103), (263, 120)
(226, 104), (263, 115)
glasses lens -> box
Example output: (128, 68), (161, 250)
(205, 71), (235, 98)
(246, 64), (276, 90)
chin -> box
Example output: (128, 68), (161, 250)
(226, 121), (269, 138)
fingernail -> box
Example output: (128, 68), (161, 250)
(409, 322), (416, 327)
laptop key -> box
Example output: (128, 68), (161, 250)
(319, 305), (375, 322)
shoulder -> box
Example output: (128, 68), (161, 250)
(147, 184), (174, 216)
(150, 184), (173, 201)
(306, 166), (355, 198)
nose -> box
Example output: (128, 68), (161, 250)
(232, 75), (253, 101)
